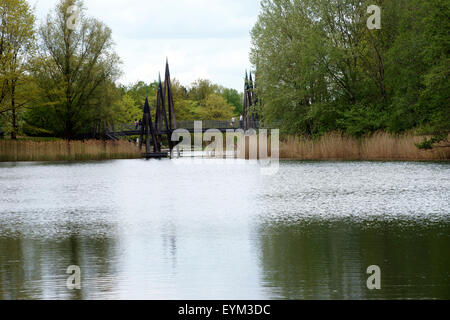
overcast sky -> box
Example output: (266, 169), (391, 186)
(30, 0), (261, 91)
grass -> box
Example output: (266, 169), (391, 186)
(0, 139), (141, 162)
(279, 131), (450, 161)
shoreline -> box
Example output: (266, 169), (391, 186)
(1, 158), (449, 164)
(0, 132), (449, 163)
(278, 132), (450, 162)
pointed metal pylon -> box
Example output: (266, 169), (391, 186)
(143, 96), (150, 114)
(165, 58), (176, 131)
(243, 71), (249, 130)
(157, 69), (173, 151)
(139, 97), (158, 153)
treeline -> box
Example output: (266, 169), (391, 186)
(0, 0), (242, 140)
(119, 79), (242, 124)
(251, 0), (449, 146)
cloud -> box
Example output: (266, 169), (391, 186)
(30, 0), (260, 90)
(118, 37), (250, 90)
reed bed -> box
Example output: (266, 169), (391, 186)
(0, 132), (448, 162)
(279, 132), (450, 161)
(0, 139), (141, 162)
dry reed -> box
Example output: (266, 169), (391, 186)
(1, 132), (448, 162)
(0, 139), (141, 162)
(279, 131), (450, 161)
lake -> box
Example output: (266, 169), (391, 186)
(0, 159), (448, 299)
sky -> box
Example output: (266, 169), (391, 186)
(30, 0), (261, 91)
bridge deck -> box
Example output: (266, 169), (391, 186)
(142, 152), (170, 159)
(111, 128), (240, 136)
(105, 121), (282, 148)
(108, 120), (280, 137)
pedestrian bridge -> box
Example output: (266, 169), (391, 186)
(106, 120), (281, 139)
(105, 60), (270, 157)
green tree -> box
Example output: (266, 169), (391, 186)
(0, 0), (36, 139)
(188, 79), (219, 101)
(114, 93), (142, 124)
(416, 0), (450, 146)
(221, 88), (242, 114)
(197, 93), (235, 120)
(172, 99), (200, 120)
(124, 81), (158, 108)
(251, 0), (449, 141)
(33, 0), (121, 139)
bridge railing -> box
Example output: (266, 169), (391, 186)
(173, 120), (282, 130)
(107, 120), (282, 133)
(175, 120), (239, 130)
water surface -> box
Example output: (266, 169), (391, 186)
(0, 160), (448, 299)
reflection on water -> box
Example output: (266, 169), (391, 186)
(0, 236), (118, 300)
(0, 160), (448, 299)
(258, 217), (449, 299)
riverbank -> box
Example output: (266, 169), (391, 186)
(279, 132), (449, 161)
(0, 139), (141, 162)
(0, 132), (448, 162)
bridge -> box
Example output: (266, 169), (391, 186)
(106, 119), (279, 158)
(105, 60), (269, 158)
(107, 120), (279, 137)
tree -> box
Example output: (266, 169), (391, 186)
(251, 0), (449, 140)
(221, 88), (243, 114)
(124, 80), (158, 108)
(0, 0), (36, 139)
(197, 93), (235, 120)
(113, 93), (142, 124)
(416, 0), (450, 147)
(188, 79), (219, 101)
(34, 0), (121, 139)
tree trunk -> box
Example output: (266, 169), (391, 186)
(11, 83), (16, 140)
(65, 118), (73, 141)
(64, 29), (73, 141)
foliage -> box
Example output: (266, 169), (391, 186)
(1, 0), (244, 140)
(197, 93), (236, 120)
(221, 88), (243, 114)
(118, 78), (240, 122)
(251, 0), (449, 147)
(0, 0), (36, 139)
(30, 0), (121, 139)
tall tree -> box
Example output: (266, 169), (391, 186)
(0, 0), (36, 139)
(34, 0), (121, 139)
